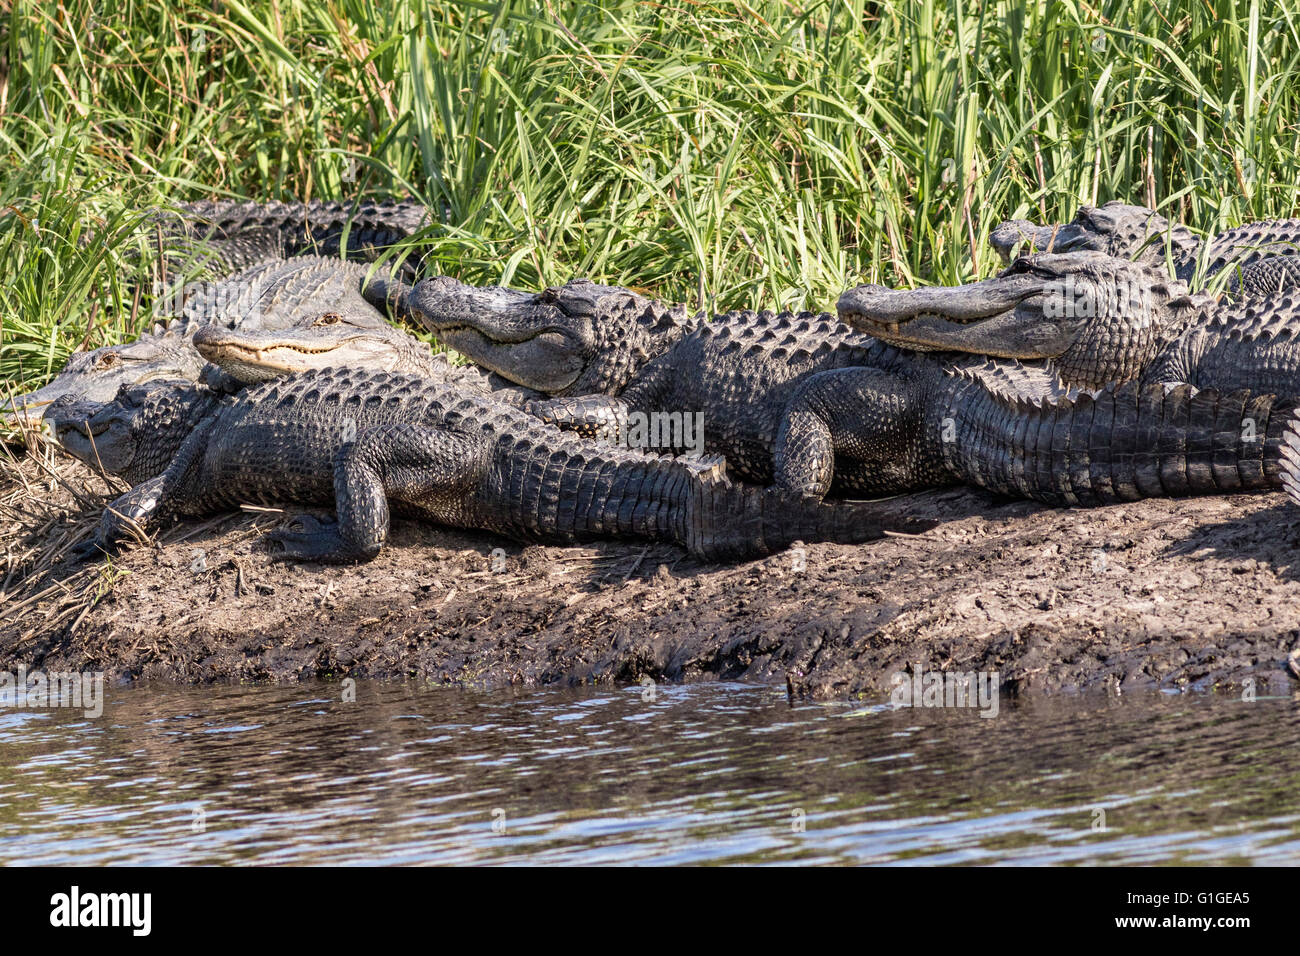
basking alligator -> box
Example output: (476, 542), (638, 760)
(382, 275), (1297, 504)
(3, 256), (401, 429)
(837, 252), (1300, 394)
(6, 194), (431, 428)
(989, 201), (1300, 291)
(381, 275), (885, 494)
(838, 253), (1188, 389)
(48, 369), (922, 563)
(149, 197), (430, 279)
(189, 307), (640, 442)
(193, 308), (444, 385)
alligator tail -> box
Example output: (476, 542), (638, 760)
(948, 378), (1299, 507)
(1279, 415), (1300, 507)
(683, 465), (934, 562)
(361, 274), (414, 321)
(511, 442), (931, 562)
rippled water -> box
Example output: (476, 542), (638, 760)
(1, 679), (1297, 865)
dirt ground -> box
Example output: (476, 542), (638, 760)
(4, 440), (1300, 700)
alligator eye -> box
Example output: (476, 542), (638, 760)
(316, 313), (342, 325)
(98, 353), (118, 367)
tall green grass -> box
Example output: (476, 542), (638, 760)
(3, 0), (1300, 390)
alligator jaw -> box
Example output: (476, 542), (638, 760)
(1, 390), (57, 432)
(54, 418), (110, 461)
(405, 278), (588, 392)
(836, 269), (1076, 359)
(197, 331), (381, 378)
(48, 401), (131, 476)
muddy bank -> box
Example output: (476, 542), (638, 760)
(3, 449), (1300, 699)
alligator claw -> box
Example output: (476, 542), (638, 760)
(62, 537), (111, 565)
(279, 513), (332, 536)
(266, 514), (351, 563)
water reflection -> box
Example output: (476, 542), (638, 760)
(0, 681), (1297, 864)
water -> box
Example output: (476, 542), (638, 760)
(1, 680), (1297, 865)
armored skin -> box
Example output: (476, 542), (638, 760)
(837, 251), (1300, 396)
(3, 256), (402, 429)
(149, 198), (430, 279)
(989, 201), (1300, 289)
(7, 194), (430, 429)
(380, 275), (897, 494)
(383, 274), (1297, 504)
(49, 369), (927, 564)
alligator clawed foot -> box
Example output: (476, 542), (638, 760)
(265, 514), (359, 563)
(61, 537), (111, 565)
(279, 513), (333, 536)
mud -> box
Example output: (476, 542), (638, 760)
(3, 448), (1300, 700)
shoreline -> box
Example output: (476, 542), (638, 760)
(4, 454), (1300, 700)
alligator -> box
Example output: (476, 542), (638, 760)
(48, 369), (927, 563)
(1141, 291), (1300, 396)
(380, 275), (1298, 504)
(989, 201), (1300, 290)
(837, 251), (1300, 395)
(381, 275), (883, 494)
(193, 308), (445, 385)
(3, 256), (402, 430)
(837, 253), (1191, 390)
(148, 197), (430, 279)
(4, 196), (433, 427)
(189, 306), (644, 443)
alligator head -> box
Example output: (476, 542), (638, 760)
(47, 379), (221, 485)
(990, 202), (1201, 275)
(400, 276), (693, 395)
(2, 333), (208, 433)
(193, 308), (434, 384)
(837, 252), (1207, 389)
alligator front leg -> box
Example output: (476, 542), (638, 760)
(73, 474), (170, 560)
(773, 367), (923, 500)
(524, 395), (628, 442)
(82, 417), (216, 558)
(268, 423), (483, 563)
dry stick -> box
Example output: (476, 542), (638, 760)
(619, 545), (651, 584)
(128, 263), (143, 332)
(1090, 144), (1101, 208)
(0, 439), (41, 502)
(8, 440), (105, 512)
(1145, 125), (1157, 211)
(1033, 136), (1048, 221)
(963, 154), (979, 274)
(0, 568), (95, 615)
(75, 295), (101, 353)
(82, 420), (116, 492)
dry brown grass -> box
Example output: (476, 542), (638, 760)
(0, 435), (123, 644)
